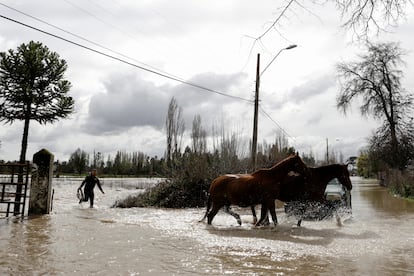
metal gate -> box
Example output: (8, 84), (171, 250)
(0, 162), (31, 218)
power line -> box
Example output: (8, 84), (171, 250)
(1, 8), (298, 153)
(66, 0), (222, 77)
(64, 0), (176, 60)
(78, 0), (228, 83)
(62, 0), (142, 44)
(259, 105), (294, 139)
(0, 13), (253, 103)
(0, 2), (185, 85)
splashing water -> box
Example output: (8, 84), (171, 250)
(0, 177), (413, 275)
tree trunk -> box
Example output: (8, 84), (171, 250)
(389, 122), (400, 167)
(14, 110), (31, 215)
(19, 117), (30, 163)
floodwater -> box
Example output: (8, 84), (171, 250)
(1, 176), (414, 275)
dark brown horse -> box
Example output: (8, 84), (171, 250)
(199, 153), (309, 226)
(257, 163), (352, 226)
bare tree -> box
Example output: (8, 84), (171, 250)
(191, 115), (207, 154)
(334, 0), (411, 39)
(210, 119), (246, 172)
(247, 0), (412, 51)
(92, 150), (104, 169)
(336, 42), (414, 168)
(165, 97), (185, 170)
(69, 148), (89, 174)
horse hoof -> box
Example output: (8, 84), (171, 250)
(237, 219), (242, 226)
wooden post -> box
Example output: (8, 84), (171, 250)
(29, 149), (54, 216)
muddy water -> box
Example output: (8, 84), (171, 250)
(1, 177), (413, 275)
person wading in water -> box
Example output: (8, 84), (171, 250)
(78, 169), (104, 208)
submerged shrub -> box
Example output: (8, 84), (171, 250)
(113, 178), (209, 208)
(384, 169), (414, 199)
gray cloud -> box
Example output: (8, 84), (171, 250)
(171, 71), (250, 125)
(83, 73), (169, 134)
(82, 71), (249, 135)
(288, 74), (336, 104)
(262, 74), (336, 111)
(171, 71), (249, 105)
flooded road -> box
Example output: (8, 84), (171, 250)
(1, 176), (414, 275)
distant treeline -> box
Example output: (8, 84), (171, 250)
(51, 135), (320, 178)
(53, 149), (164, 176)
(0, 142), (325, 177)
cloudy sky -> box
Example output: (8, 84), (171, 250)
(1, 0), (414, 163)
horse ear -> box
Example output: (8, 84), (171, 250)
(343, 163), (351, 170)
(295, 151), (299, 157)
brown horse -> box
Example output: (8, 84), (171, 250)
(257, 163), (353, 226)
(199, 153), (309, 226)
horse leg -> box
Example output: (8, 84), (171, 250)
(335, 211), (342, 226)
(260, 204), (270, 225)
(224, 206), (242, 225)
(207, 204), (221, 225)
(296, 202), (306, 227)
(256, 204), (270, 226)
(251, 205), (258, 225)
(199, 195), (211, 223)
(297, 204), (303, 226)
(267, 201), (278, 226)
(256, 204), (268, 226)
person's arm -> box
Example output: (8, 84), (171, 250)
(78, 178), (86, 190)
(97, 178), (104, 194)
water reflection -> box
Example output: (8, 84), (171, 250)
(360, 186), (414, 215)
(1, 216), (53, 274)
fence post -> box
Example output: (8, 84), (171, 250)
(28, 149), (54, 216)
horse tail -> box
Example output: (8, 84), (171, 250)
(199, 193), (211, 223)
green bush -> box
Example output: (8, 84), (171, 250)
(113, 177), (209, 208)
(385, 169), (414, 199)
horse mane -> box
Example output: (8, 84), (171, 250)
(309, 163), (345, 171)
(309, 163), (350, 189)
(252, 154), (297, 176)
(270, 154), (298, 169)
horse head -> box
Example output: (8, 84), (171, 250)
(336, 164), (353, 191)
(287, 153), (310, 178)
(255, 153), (310, 181)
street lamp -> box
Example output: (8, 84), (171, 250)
(251, 44), (297, 170)
(260, 44), (297, 76)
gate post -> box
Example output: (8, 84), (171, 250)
(29, 149), (54, 216)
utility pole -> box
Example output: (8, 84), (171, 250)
(251, 45), (297, 170)
(252, 53), (260, 170)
